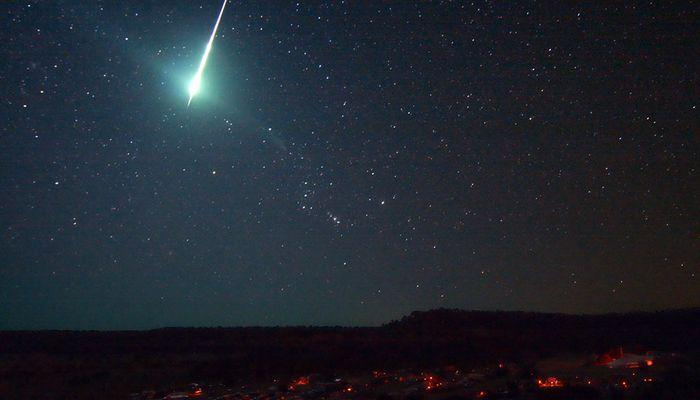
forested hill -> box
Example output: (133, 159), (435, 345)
(386, 308), (700, 331)
(383, 308), (700, 353)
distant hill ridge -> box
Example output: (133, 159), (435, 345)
(1, 308), (699, 357)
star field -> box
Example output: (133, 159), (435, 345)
(1, 1), (698, 329)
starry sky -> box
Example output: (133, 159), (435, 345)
(1, 1), (698, 330)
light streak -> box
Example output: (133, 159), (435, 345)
(188, 0), (228, 107)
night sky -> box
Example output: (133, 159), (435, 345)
(1, 1), (698, 330)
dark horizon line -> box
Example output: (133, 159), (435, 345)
(3, 306), (698, 333)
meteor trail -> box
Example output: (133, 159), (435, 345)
(187, 0), (228, 107)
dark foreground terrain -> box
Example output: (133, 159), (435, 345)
(1, 309), (699, 399)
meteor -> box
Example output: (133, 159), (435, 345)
(187, 0), (228, 107)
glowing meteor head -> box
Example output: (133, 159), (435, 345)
(188, 73), (202, 102)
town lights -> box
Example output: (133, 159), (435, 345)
(537, 377), (564, 388)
